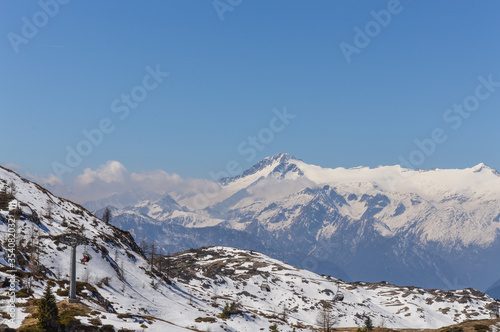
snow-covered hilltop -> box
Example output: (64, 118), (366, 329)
(167, 246), (498, 329)
(1, 164), (500, 331)
(93, 154), (500, 295)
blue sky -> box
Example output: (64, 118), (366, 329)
(1, 0), (500, 197)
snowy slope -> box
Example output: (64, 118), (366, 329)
(0, 166), (194, 331)
(161, 246), (498, 329)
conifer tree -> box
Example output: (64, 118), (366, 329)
(364, 316), (373, 332)
(37, 283), (59, 331)
(102, 206), (112, 224)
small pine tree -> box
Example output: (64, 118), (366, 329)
(220, 301), (241, 318)
(164, 251), (172, 279)
(140, 236), (149, 255)
(0, 185), (10, 210)
(221, 303), (231, 318)
(269, 323), (279, 332)
(8, 180), (16, 196)
(37, 283), (59, 331)
(149, 239), (157, 274)
(102, 206), (112, 224)
(45, 201), (53, 219)
(365, 316), (373, 332)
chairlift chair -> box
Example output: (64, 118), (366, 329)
(80, 245), (92, 264)
(260, 282), (271, 292)
(260, 281), (271, 292)
(333, 280), (344, 302)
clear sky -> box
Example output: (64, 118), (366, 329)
(1, 0), (500, 200)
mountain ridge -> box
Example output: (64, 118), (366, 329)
(89, 154), (500, 296)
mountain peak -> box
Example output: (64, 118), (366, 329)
(471, 163), (499, 175)
(220, 153), (300, 185)
(264, 152), (298, 163)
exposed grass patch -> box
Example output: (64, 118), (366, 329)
(195, 316), (217, 323)
(88, 317), (102, 326)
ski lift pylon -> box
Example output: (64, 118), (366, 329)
(490, 301), (500, 319)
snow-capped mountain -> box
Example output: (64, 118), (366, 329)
(93, 153), (500, 296)
(84, 190), (164, 211)
(4, 164), (500, 331)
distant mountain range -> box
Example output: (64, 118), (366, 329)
(87, 153), (500, 297)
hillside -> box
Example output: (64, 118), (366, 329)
(0, 166), (193, 331)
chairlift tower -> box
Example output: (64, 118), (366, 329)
(54, 233), (87, 303)
(490, 301), (500, 319)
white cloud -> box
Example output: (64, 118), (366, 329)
(2, 163), (62, 187)
(76, 161), (128, 186)
(52, 160), (213, 204)
(26, 172), (63, 186)
(1, 162), (23, 170)
(7, 160), (220, 205)
(130, 169), (183, 191)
